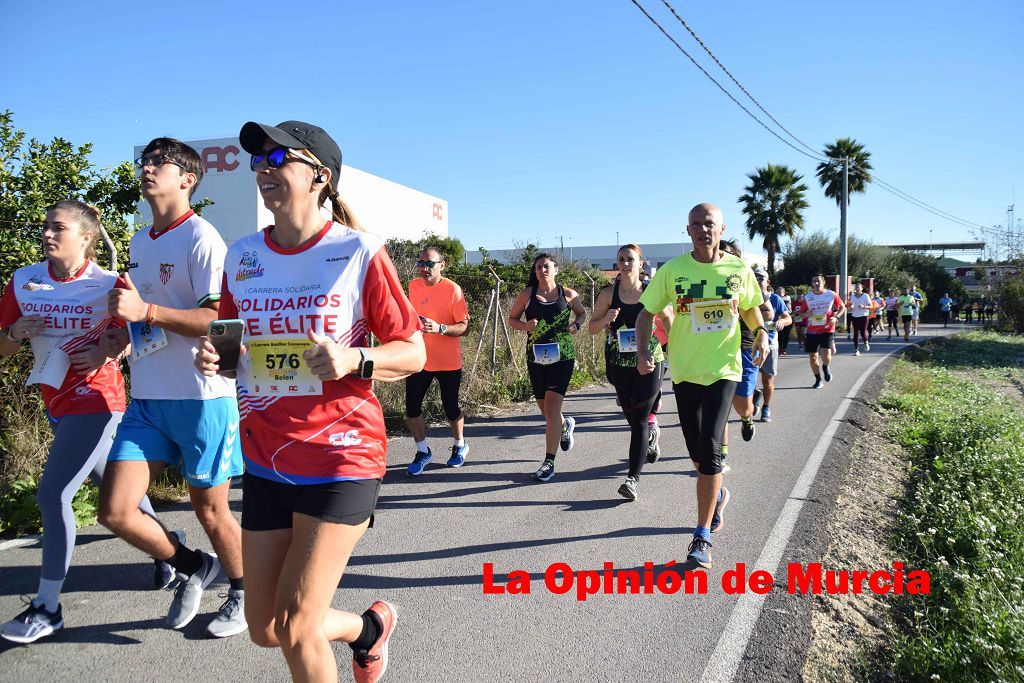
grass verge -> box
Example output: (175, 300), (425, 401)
(878, 331), (1024, 681)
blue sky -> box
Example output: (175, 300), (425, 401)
(2, 0), (1021, 258)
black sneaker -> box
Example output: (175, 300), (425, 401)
(711, 486), (730, 533)
(559, 416), (576, 452)
(741, 419), (755, 442)
(812, 377), (823, 389)
(823, 366), (833, 383)
(534, 459), (555, 482)
(686, 536), (713, 569)
(617, 476), (638, 501)
(646, 423), (661, 464)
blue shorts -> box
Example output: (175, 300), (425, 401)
(108, 397), (243, 488)
(735, 349), (758, 398)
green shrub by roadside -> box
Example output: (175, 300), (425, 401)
(0, 478), (98, 537)
(879, 331), (1024, 681)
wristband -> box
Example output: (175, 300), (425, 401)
(146, 304), (158, 325)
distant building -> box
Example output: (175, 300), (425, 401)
(466, 242), (767, 274)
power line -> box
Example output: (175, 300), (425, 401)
(657, 0), (823, 158)
(628, 0), (829, 163)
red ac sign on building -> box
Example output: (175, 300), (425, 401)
(201, 145), (240, 172)
(432, 203), (444, 221)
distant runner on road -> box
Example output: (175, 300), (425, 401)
(636, 203), (768, 570)
(792, 274), (845, 389)
(848, 282), (872, 356)
(898, 287), (916, 341)
(508, 253), (587, 482)
(938, 292), (953, 327)
(404, 247), (471, 475)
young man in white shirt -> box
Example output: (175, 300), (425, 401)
(848, 282), (873, 355)
(98, 138), (245, 638)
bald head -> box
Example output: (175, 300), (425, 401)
(687, 203), (726, 260)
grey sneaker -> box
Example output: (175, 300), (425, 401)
(617, 475), (638, 501)
(206, 588), (246, 638)
(646, 423), (661, 464)
(154, 530), (186, 590)
(167, 551), (221, 629)
(0, 600), (63, 644)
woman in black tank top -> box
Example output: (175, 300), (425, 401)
(590, 244), (670, 501)
(508, 253), (587, 482)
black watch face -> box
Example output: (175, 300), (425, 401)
(361, 359), (374, 379)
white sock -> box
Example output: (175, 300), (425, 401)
(416, 439), (430, 453)
(35, 578), (63, 612)
(453, 439), (465, 447)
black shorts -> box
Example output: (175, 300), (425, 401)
(241, 473), (380, 531)
(886, 310), (898, 324)
(527, 359), (575, 400)
(902, 314), (912, 323)
(672, 379), (736, 475)
(405, 369), (463, 421)
(804, 332), (834, 354)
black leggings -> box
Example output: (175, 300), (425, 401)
(607, 362), (663, 478)
(405, 369), (463, 421)
(672, 379), (736, 475)
(852, 316), (869, 349)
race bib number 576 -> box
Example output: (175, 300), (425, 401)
(248, 338), (323, 396)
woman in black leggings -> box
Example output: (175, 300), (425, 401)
(508, 253), (587, 482)
(590, 245), (670, 501)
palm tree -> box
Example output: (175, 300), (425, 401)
(738, 164), (808, 278)
(815, 137), (872, 205)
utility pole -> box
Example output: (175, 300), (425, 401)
(839, 157), (849, 312)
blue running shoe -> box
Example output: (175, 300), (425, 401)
(407, 449), (432, 476)
(686, 536), (713, 569)
(823, 366), (833, 383)
(1, 600), (63, 644)
(447, 443), (469, 468)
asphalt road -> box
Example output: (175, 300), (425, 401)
(0, 324), (954, 682)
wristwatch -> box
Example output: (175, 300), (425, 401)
(438, 324), (448, 336)
(357, 348), (374, 379)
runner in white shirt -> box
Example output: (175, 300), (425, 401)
(98, 138), (246, 638)
(848, 282), (873, 355)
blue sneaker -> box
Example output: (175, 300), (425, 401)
(407, 449), (432, 476)
(686, 536), (713, 569)
(447, 443), (469, 467)
(534, 459), (555, 482)
(1, 600), (63, 644)
(823, 366), (833, 383)
(760, 406), (772, 423)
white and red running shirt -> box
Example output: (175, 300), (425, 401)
(0, 260), (127, 418)
(794, 289), (845, 334)
(219, 222), (421, 484)
(126, 210), (234, 400)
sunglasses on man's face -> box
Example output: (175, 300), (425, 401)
(134, 154), (183, 170)
(249, 146), (319, 172)
(417, 259), (441, 269)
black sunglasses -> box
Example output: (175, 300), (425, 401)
(416, 259), (441, 268)
(134, 154), (184, 170)
(250, 146), (319, 172)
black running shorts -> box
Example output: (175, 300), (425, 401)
(527, 359), (575, 400)
(405, 369), (463, 421)
(241, 473), (380, 530)
(804, 332), (834, 354)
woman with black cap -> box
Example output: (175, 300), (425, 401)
(196, 120), (425, 683)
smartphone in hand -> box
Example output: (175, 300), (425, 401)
(209, 319), (245, 373)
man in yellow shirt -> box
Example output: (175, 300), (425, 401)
(637, 203), (769, 569)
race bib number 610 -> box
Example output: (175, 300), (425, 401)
(690, 299), (735, 334)
(248, 338), (323, 396)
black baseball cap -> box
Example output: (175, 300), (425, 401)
(239, 120), (342, 189)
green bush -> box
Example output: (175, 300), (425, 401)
(0, 478), (99, 537)
(879, 332), (1024, 681)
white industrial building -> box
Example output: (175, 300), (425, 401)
(134, 136), (447, 244)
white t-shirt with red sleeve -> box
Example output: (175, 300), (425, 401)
(0, 260), (127, 418)
(219, 222), (421, 484)
(126, 210), (234, 400)
(796, 289), (845, 334)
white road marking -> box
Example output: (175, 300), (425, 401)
(702, 335), (931, 682)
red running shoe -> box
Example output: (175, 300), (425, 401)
(353, 601), (398, 683)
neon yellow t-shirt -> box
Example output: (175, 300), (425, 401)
(640, 252), (763, 386)
(898, 295), (915, 316)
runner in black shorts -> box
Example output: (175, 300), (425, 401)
(508, 253), (587, 482)
(590, 244), (670, 501)
(636, 203), (769, 570)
